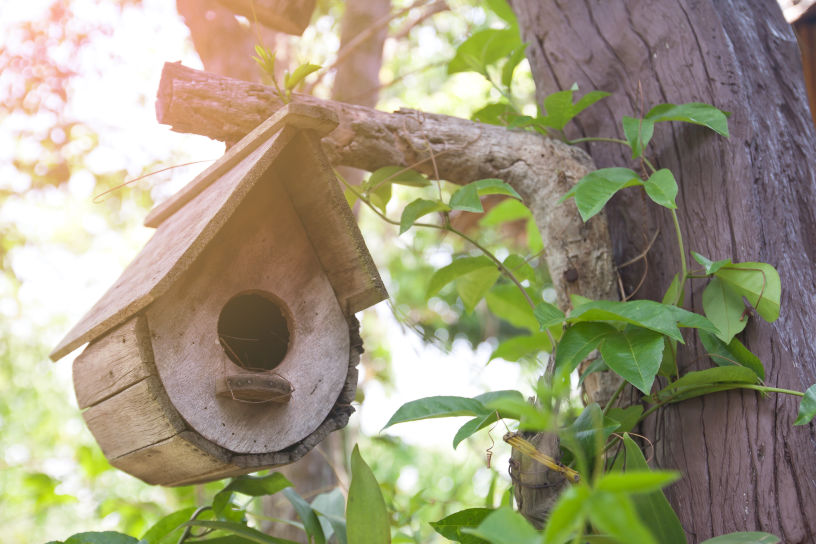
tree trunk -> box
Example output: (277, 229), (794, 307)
(510, 0), (816, 541)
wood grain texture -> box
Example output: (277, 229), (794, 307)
(281, 132), (387, 313)
(154, 62), (618, 310)
(50, 128), (294, 361)
(82, 375), (185, 460)
(144, 103), (338, 228)
(109, 431), (238, 486)
(146, 163), (350, 454)
(510, 0), (816, 540)
(72, 315), (154, 409)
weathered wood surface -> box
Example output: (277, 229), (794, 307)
(145, 103), (338, 227)
(82, 375), (186, 460)
(72, 315), (154, 409)
(146, 161), (350, 454)
(52, 104), (385, 361)
(155, 62), (618, 310)
(76, 315), (363, 486)
(510, 0), (816, 540)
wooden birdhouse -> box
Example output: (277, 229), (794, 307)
(50, 104), (387, 486)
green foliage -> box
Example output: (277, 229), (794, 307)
(430, 508), (492, 543)
(794, 384), (816, 425)
(699, 533), (780, 544)
(348, 445), (391, 544)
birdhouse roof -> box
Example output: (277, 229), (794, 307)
(51, 103), (387, 361)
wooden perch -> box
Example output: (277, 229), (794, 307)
(156, 61), (617, 308)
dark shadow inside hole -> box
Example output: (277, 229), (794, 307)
(217, 292), (290, 371)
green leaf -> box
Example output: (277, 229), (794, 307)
(622, 434), (686, 544)
(503, 254), (537, 285)
(643, 169), (678, 209)
(569, 299), (718, 343)
(450, 183), (484, 212)
(622, 116), (655, 158)
(484, 395), (552, 430)
(427, 256), (494, 298)
(456, 265), (501, 313)
(554, 322), (617, 374)
(533, 301), (565, 329)
(645, 102), (730, 138)
(472, 102), (519, 126)
(662, 274), (683, 305)
(700, 533), (780, 544)
(599, 326), (665, 394)
(539, 89), (611, 131)
(699, 330), (765, 381)
(691, 251), (731, 275)
(383, 396), (488, 429)
(140, 507), (197, 543)
(489, 333), (553, 362)
(485, 0), (518, 26)
(183, 521), (299, 544)
(453, 412), (499, 449)
(347, 445), (390, 544)
(542, 484), (590, 544)
(479, 198), (531, 226)
(283, 488), (326, 544)
(463, 506), (541, 544)
(560, 167), (643, 221)
(794, 384), (816, 425)
(563, 403), (619, 469)
(448, 28), (522, 74)
(651, 366), (759, 403)
(501, 45), (527, 90)
(62, 533), (138, 544)
(370, 179), (392, 213)
(213, 473), (293, 519)
(470, 178), (522, 199)
(595, 470), (680, 494)
(310, 489), (347, 544)
(702, 277), (748, 343)
(715, 262), (781, 322)
(658, 337), (678, 378)
(284, 63), (320, 90)
(367, 165), (430, 188)
(430, 508), (492, 544)
(399, 198), (449, 234)
(605, 405), (643, 434)
(485, 283), (539, 333)
(586, 492), (657, 544)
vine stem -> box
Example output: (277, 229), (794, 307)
(566, 136), (629, 146)
(602, 380), (626, 414)
(670, 209), (688, 304)
(342, 180), (558, 350)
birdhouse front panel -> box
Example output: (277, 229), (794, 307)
(52, 104), (387, 486)
(145, 160), (350, 454)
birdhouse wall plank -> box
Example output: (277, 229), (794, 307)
(109, 432), (241, 486)
(73, 315), (154, 409)
(146, 161), (350, 454)
(82, 375), (186, 460)
(282, 132), (388, 314)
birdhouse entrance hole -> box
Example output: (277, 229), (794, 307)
(217, 292), (291, 371)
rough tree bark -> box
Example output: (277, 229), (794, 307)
(510, 0), (816, 541)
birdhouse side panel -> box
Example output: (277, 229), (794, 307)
(72, 315), (154, 410)
(281, 132), (388, 315)
(146, 164), (350, 455)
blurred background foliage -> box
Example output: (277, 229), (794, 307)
(0, 0), (544, 541)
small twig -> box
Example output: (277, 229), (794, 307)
(306, 0), (434, 93)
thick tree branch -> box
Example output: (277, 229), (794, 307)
(156, 62), (618, 309)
